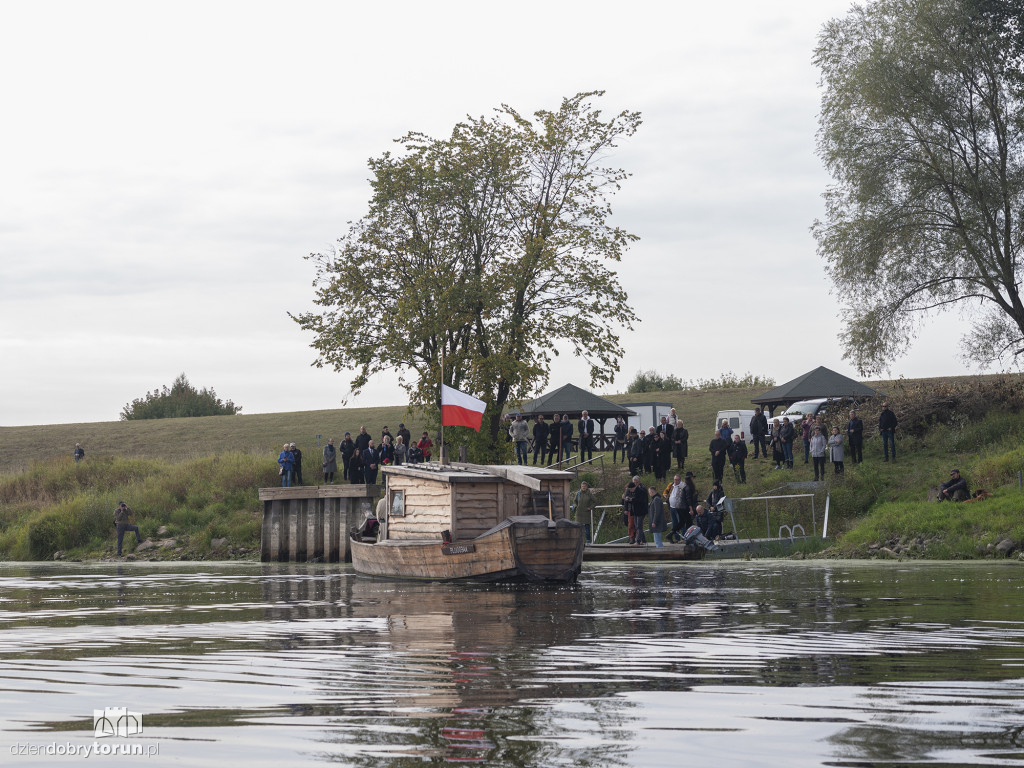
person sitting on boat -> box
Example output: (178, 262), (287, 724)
(356, 509), (379, 540)
(938, 468), (970, 502)
(694, 504), (721, 540)
(705, 480), (725, 512)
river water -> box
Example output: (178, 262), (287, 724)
(0, 561), (1022, 767)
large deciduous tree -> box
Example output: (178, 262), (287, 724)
(813, 0), (1024, 375)
(293, 92), (640, 457)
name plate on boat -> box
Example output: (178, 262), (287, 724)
(441, 543), (476, 555)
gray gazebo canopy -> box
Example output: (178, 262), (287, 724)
(514, 383), (635, 422)
(752, 366), (882, 416)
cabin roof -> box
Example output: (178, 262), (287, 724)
(382, 462), (574, 487)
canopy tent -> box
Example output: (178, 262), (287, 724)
(751, 366), (882, 416)
(513, 383), (636, 451)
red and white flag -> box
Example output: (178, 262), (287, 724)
(441, 384), (486, 431)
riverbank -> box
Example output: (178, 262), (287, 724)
(2, 376), (1023, 561)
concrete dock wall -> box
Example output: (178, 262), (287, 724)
(258, 485), (381, 562)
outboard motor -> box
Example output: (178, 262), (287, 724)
(682, 525), (717, 552)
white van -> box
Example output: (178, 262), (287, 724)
(714, 409), (757, 439)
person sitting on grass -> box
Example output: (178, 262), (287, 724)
(938, 468), (970, 502)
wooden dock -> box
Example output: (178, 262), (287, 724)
(258, 485), (381, 563)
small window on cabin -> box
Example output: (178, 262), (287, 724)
(390, 490), (405, 517)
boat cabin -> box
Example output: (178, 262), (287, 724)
(380, 463), (574, 541)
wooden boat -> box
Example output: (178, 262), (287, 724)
(350, 463), (585, 583)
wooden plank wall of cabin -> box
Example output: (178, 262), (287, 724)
(452, 482), (500, 540)
(386, 475), (453, 540)
(502, 486), (523, 519)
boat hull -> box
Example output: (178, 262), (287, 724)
(351, 515), (584, 584)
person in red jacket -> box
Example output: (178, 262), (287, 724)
(417, 432), (434, 462)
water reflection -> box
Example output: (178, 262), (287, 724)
(0, 562), (1022, 766)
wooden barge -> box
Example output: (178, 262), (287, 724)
(351, 463), (585, 584)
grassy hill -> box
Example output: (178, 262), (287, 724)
(2, 375), (1023, 562)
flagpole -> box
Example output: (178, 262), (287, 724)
(440, 347), (446, 465)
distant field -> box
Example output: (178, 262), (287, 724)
(0, 375), (988, 475)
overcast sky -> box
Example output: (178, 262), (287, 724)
(0, 1), (977, 427)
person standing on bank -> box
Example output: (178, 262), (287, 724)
(290, 442), (303, 486)
(113, 501), (142, 557)
(73, 443), (85, 463)
(348, 448), (364, 484)
(729, 433), (748, 483)
(278, 443), (294, 488)
(613, 416), (628, 464)
(363, 440), (380, 484)
(323, 438), (338, 484)
(577, 410), (596, 463)
(750, 409), (768, 459)
(779, 417), (796, 469)
(509, 413), (530, 466)
(532, 415), (550, 465)
(810, 426), (827, 482)
(339, 432), (355, 480)
(709, 429), (729, 483)
(673, 420), (689, 471)
(648, 486), (667, 548)
(560, 414), (574, 464)
(828, 426), (845, 474)
(548, 414), (561, 465)
(847, 410), (864, 464)
(393, 435), (407, 466)
(879, 402), (898, 462)
(572, 480), (597, 543)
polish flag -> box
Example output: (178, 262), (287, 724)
(441, 385), (486, 431)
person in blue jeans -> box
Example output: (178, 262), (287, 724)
(278, 443), (294, 487)
(779, 417), (796, 469)
(878, 402), (898, 462)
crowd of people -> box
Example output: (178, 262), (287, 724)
(276, 423), (437, 487)
(618, 473), (728, 548)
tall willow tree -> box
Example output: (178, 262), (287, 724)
(814, 0), (1024, 375)
(293, 92), (640, 454)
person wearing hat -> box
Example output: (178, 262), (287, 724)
(323, 438), (338, 484)
(290, 442), (303, 486)
(277, 443), (294, 487)
(938, 469), (970, 502)
(113, 501), (142, 557)
(339, 432), (355, 480)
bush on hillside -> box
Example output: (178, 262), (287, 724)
(120, 373), (241, 420)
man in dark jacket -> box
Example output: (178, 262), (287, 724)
(613, 417), (628, 464)
(290, 442), (303, 486)
(577, 410), (596, 462)
(878, 402), (898, 462)
(532, 416), (550, 465)
(113, 501), (142, 557)
(363, 440), (380, 484)
(847, 410), (864, 464)
(673, 421), (688, 470)
(354, 426), (371, 452)
(938, 468), (970, 502)
(750, 409), (767, 458)
(548, 414), (562, 465)
(729, 434), (748, 483)
(560, 415), (574, 463)
(339, 432), (355, 480)
(709, 429), (729, 483)
(779, 417), (796, 469)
